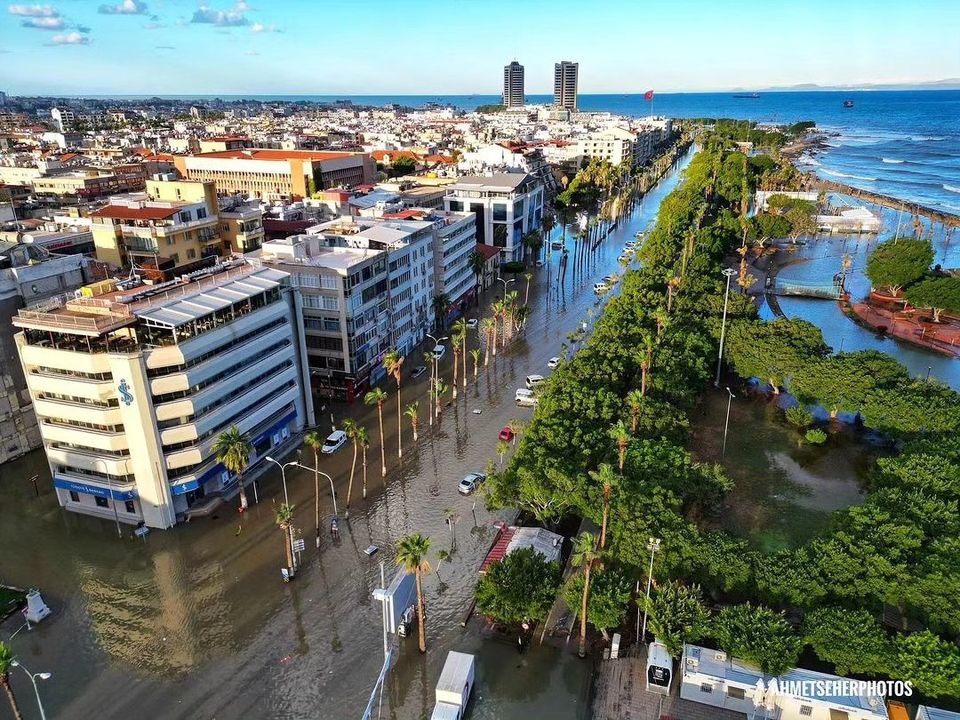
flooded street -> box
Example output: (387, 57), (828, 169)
(0, 151), (695, 720)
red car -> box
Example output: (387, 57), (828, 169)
(498, 426), (514, 442)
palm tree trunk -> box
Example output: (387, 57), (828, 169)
(600, 491), (610, 549)
(378, 406), (386, 477)
(416, 570), (427, 653)
(313, 450), (321, 548)
(237, 472), (248, 511)
(283, 526), (294, 572)
(346, 444), (357, 508)
(452, 350), (459, 398)
(362, 445), (368, 498)
(578, 563), (592, 658)
(396, 381), (402, 458)
(462, 338), (467, 389)
(411, 417), (418, 443)
(2, 676), (23, 720)
(491, 322), (498, 358)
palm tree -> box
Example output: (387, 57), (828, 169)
(395, 533), (432, 653)
(343, 418), (359, 509)
(432, 380), (448, 417)
(480, 318), (495, 366)
(452, 318), (468, 390)
(304, 431), (325, 548)
(450, 331), (461, 399)
(470, 348), (481, 379)
(626, 389), (644, 433)
(432, 294), (451, 331)
(609, 421), (630, 472)
(496, 439), (510, 467)
(0, 642), (23, 720)
(589, 464), (618, 550)
(469, 250), (486, 298)
(364, 388), (388, 478)
(490, 303), (504, 356)
(423, 351), (435, 423)
(383, 350), (404, 459)
(276, 502), (295, 574)
(405, 402), (420, 443)
(357, 426), (370, 497)
(572, 531), (600, 658)
(523, 272), (533, 305)
(213, 426), (253, 512)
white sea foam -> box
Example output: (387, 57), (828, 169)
(944, 184), (960, 195)
(881, 158), (905, 164)
(822, 169), (878, 182)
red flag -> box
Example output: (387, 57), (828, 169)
(644, 90), (654, 101)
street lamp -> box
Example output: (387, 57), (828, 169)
(496, 276), (515, 300)
(294, 461), (338, 534)
(715, 268), (738, 387)
(93, 457), (122, 538)
(265, 456), (299, 573)
(10, 660), (51, 720)
(425, 333), (448, 425)
(722, 387), (736, 457)
(639, 537), (661, 644)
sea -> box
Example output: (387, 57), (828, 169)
(101, 90), (960, 214)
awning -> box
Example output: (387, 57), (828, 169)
(54, 476), (137, 501)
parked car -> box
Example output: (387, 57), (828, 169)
(547, 356), (560, 369)
(432, 344), (446, 360)
(498, 426), (515, 442)
(458, 472), (486, 495)
(515, 388), (538, 406)
(618, 253), (632, 263)
(593, 282), (609, 294)
(321, 430), (347, 454)
(465, 318), (478, 329)
(411, 365), (427, 379)
(525, 374), (545, 389)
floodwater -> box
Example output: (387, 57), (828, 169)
(0, 150), (696, 720)
(758, 200), (960, 389)
(690, 386), (880, 552)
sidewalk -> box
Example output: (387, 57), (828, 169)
(850, 302), (960, 358)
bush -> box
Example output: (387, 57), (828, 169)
(474, 547), (561, 625)
(502, 260), (525, 275)
(805, 428), (828, 445)
(785, 405), (813, 429)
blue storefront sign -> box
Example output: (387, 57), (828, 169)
(54, 476), (137, 501)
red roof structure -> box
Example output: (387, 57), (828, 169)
(89, 205), (179, 220)
(473, 243), (501, 260)
(479, 524), (515, 573)
(194, 148), (362, 162)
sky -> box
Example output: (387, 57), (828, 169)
(2, 0), (959, 96)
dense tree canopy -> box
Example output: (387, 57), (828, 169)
(474, 548), (562, 625)
(711, 603), (802, 676)
(904, 276), (960, 322)
(726, 318), (828, 391)
(865, 238), (934, 293)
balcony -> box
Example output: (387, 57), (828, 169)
(34, 398), (124, 425)
(123, 236), (160, 254)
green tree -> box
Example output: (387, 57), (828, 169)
(364, 388), (388, 477)
(865, 238), (933, 294)
(383, 350), (405, 458)
(725, 318), (827, 392)
(711, 603), (801, 675)
(904, 276), (960, 323)
(475, 547), (561, 625)
(0, 642), (22, 720)
(469, 250), (486, 295)
(391, 155), (417, 176)
(212, 426), (253, 512)
(562, 567), (632, 641)
(275, 502), (295, 574)
(404, 402), (419, 443)
(893, 630), (960, 698)
(303, 430), (325, 548)
(645, 581), (711, 657)
(572, 532), (601, 658)
(802, 607), (893, 676)
(589, 463), (619, 549)
(357, 425), (370, 498)
(396, 533), (432, 653)
(790, 350), (909, 417)
(343, 418), (359, 508)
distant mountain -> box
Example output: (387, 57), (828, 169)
(747, 78), (960, 92)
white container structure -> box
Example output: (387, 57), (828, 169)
(646, 640), (673, 695)
(431, 651), (475, 720)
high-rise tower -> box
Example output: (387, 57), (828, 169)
(503, 61), (525, 108)
(553, 61), (578, 110)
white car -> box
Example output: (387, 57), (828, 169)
(594, 282), (609, 294)
(618, 254), (632, 263)
(432, 344), (446, 360)
(321, 430), (347, 454)
(516, 388), (538, 406)
(458, 472), (487, 495)
(525, 374), (546, 389)
(465, 318), (478, 329)
(547, 357), (560, 369)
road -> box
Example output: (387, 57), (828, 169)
(0, 148), (693, 720)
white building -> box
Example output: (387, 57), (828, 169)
(918, 706), (960, 720)
(13, 260), (315, 528)
(443, 173), (544, 263)
(554, 61), (579, 110)
(51, 107), (75, 132)
(680, 645), (889, 720)
(503, 61), (525, 108)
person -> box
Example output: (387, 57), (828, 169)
(330, 516), (339, 539)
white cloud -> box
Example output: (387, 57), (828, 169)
(51, 31), (89, 44)
(190, 3), (247, 26)
(21, 15), (64, 29)
(98, 0), (148, 14)
(250, 22), (278, 33)
(244, 49), (258, 56)
(7, 4), (57, 17)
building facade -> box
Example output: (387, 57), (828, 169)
(444, 173), (543, 263)
(503, 61), (525, 108)
(13, 260), (314, 528)
(218, 196), (265, 253)
(553, 61), (579, 110)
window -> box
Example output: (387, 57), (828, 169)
(800, 707), (813, 717)
(95, 496), (109, 508)
(125, 500), (136, 514)
(170, 253), (179, 264)
(727, 687), (745, 700)
(700, 683), (713, 694)
(829, 711), (848, 720)
(166, 236), (176, 246)
(492, 203), (507, 221)
(69, 490), (80, 502)
(448, 200), (463, 211)
(197, 208), (207, 219)
(186, 248), (197, 259)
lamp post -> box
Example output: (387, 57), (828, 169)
(715, 268), (738, 387)
(425, 333), (447, 424)
(294, 462), (338, 517)
(93, 457), (122, 538)
(11, 660), (51, 720)
(722, 387), (736, 457)
(496, 276), (515, 300)
(639, 537), (661, 644)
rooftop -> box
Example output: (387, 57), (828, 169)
(190, 148), (366, 162)
(89, 204), (179, 221)
(449, 172), (531, 190)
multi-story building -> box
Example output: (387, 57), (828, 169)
(89, 179), (225, 273)
(51, 107), (75, 132)
(425, 210), (478, 313)
(172, 149), (376, 200)
(553, 61), (579, 110)
(31, 165), (148, 201)
(503, 61), (525, 108)
(13, 260), (314, 528)
(0, 243), (91, 465)
(217, 196), (265, 253)
(444, 173), (543, 263)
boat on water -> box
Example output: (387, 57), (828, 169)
(843, 99), (854, 108)
(733, 92), (760, 99)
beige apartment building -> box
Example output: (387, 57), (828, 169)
(218, 196), (265, 253)
(90, 179), (225, 273)
(13, 260), (314, 528)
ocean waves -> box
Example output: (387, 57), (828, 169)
(881, 157), (905, 164)
(820, 168), (878, 182)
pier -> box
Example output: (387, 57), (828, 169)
(807, 176), (960, 229)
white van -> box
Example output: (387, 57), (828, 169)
(515, 388), (538, 406)
(525, 374), (545, 389)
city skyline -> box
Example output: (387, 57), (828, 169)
(3, 0), (959, 95)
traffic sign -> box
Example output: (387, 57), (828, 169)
(292, 538), (306, 553)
